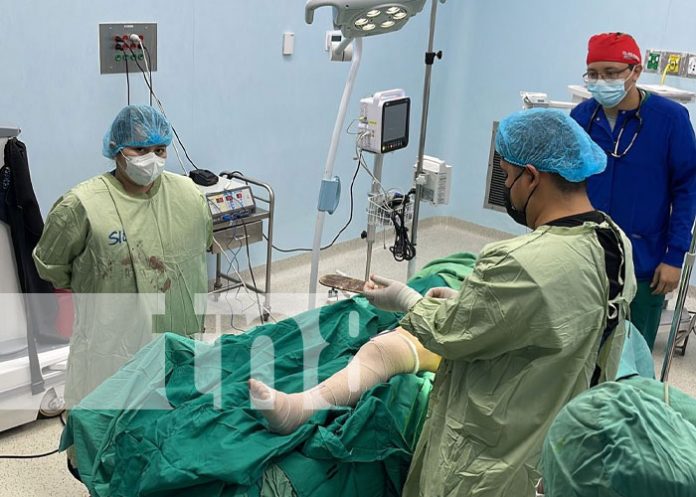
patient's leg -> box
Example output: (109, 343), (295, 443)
(249, 328), (441, 434)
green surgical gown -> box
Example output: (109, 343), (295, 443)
(542, 378), (696, 497)
(399, 218), (637, 497)
(33, 171), (212, 406)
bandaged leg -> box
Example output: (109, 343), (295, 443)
(249, 328), (441, 434)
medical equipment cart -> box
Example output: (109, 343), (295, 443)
(209, 172), (275, 322)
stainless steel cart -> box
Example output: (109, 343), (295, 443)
(210, 172), (274, 321)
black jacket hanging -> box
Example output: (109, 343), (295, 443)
(1, 138), (64, 345)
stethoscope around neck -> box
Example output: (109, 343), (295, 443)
(586, 91), (644, 159)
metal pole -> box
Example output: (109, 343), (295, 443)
(661, 219), (696, 381)
(408, 0), (441, 279)
(308, 38), (363, 309)
(265, 185), (275, 317)
(365, 153), (385, 280)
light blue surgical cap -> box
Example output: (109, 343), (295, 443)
(102, 105), (173, 159)
(495, 108), (606, 182)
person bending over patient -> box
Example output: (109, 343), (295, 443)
(251, 109), (637, 497)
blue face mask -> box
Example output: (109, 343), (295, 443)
(587, 76), (634, 108)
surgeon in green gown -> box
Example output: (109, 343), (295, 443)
(362, 109), (638, 497)
(33, 105), (212, 408)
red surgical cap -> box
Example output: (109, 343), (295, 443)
(587, 32), (641, 65)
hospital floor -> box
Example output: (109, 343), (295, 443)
(1, 217), (695, 497)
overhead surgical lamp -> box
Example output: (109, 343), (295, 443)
(305, 0), (439, 308)
(306, 0), (427, 42)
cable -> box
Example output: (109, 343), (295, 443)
(171, 140), (190, 175)
(660, 60), (672, 86)
(213, 236), (264, 326)
(264, 157), (362, 254)
(124, 52), (131, 105)
(265, 129), (372, 254)
(0, 415), (64, 460)
(388, 191), (416, 262)
(0, 448), (59, 460)
(142, 44), (153, 106)
(219, 234), (246, 333)
(130, 35), (153, 105)
(125, 45), (200, 171)
(240, 220), (265, 322)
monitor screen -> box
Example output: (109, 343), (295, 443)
(382, 100), (409, 143)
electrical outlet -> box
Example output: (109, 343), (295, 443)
(646, 51), (661, 72)
(687, 55), (696, 78)
(666, 53), (682, 75)
(99, 22), (157, 74)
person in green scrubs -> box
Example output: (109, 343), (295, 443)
(250, 109), (636, 497)
(33, 105), (212, 408)
(364, 109), (638, 497)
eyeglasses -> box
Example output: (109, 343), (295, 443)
(582, 65), (634, 84)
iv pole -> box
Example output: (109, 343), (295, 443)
(660, 219), (696, 381)
(407, 0), (444, 279)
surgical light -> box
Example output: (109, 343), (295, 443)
(306, 0), (428, 39)
(304, 0), (443, 308)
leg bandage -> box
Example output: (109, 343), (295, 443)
(249, 329), (429, 434)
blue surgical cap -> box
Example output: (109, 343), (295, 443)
(102, 105), (173, 159)
(495, 108), (606, 182)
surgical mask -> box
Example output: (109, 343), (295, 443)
(587, 73), (634, 108)
(120, 152), (166, 186)
(504, 168), (536, 227)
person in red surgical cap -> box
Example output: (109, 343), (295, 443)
(571, 32), (696, 350)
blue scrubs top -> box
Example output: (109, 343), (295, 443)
(571, 92), (696, 280)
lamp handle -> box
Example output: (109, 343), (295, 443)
(305, 0), (340, 24)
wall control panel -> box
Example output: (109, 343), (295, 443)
(644, 48), (696, 79)
(99, 22), (157, 74)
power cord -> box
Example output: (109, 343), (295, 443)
(125, 43), (200, 172)
(124, 52), (130, 105)
(0, 414), (66, 460)
(389, 190), (416, 262)
(217, 233), (247, 333)
(239, 220), (267, 322)
(264, 156), (362, 254)
(213, 237), (264, 325)
(0, 448), (59, 460)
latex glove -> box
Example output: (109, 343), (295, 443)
(651, 263), (681, 295)
(426, 287), (459, 299)
(363, 274), (422, 312)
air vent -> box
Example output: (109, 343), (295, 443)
(483, 121), (506, 212)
